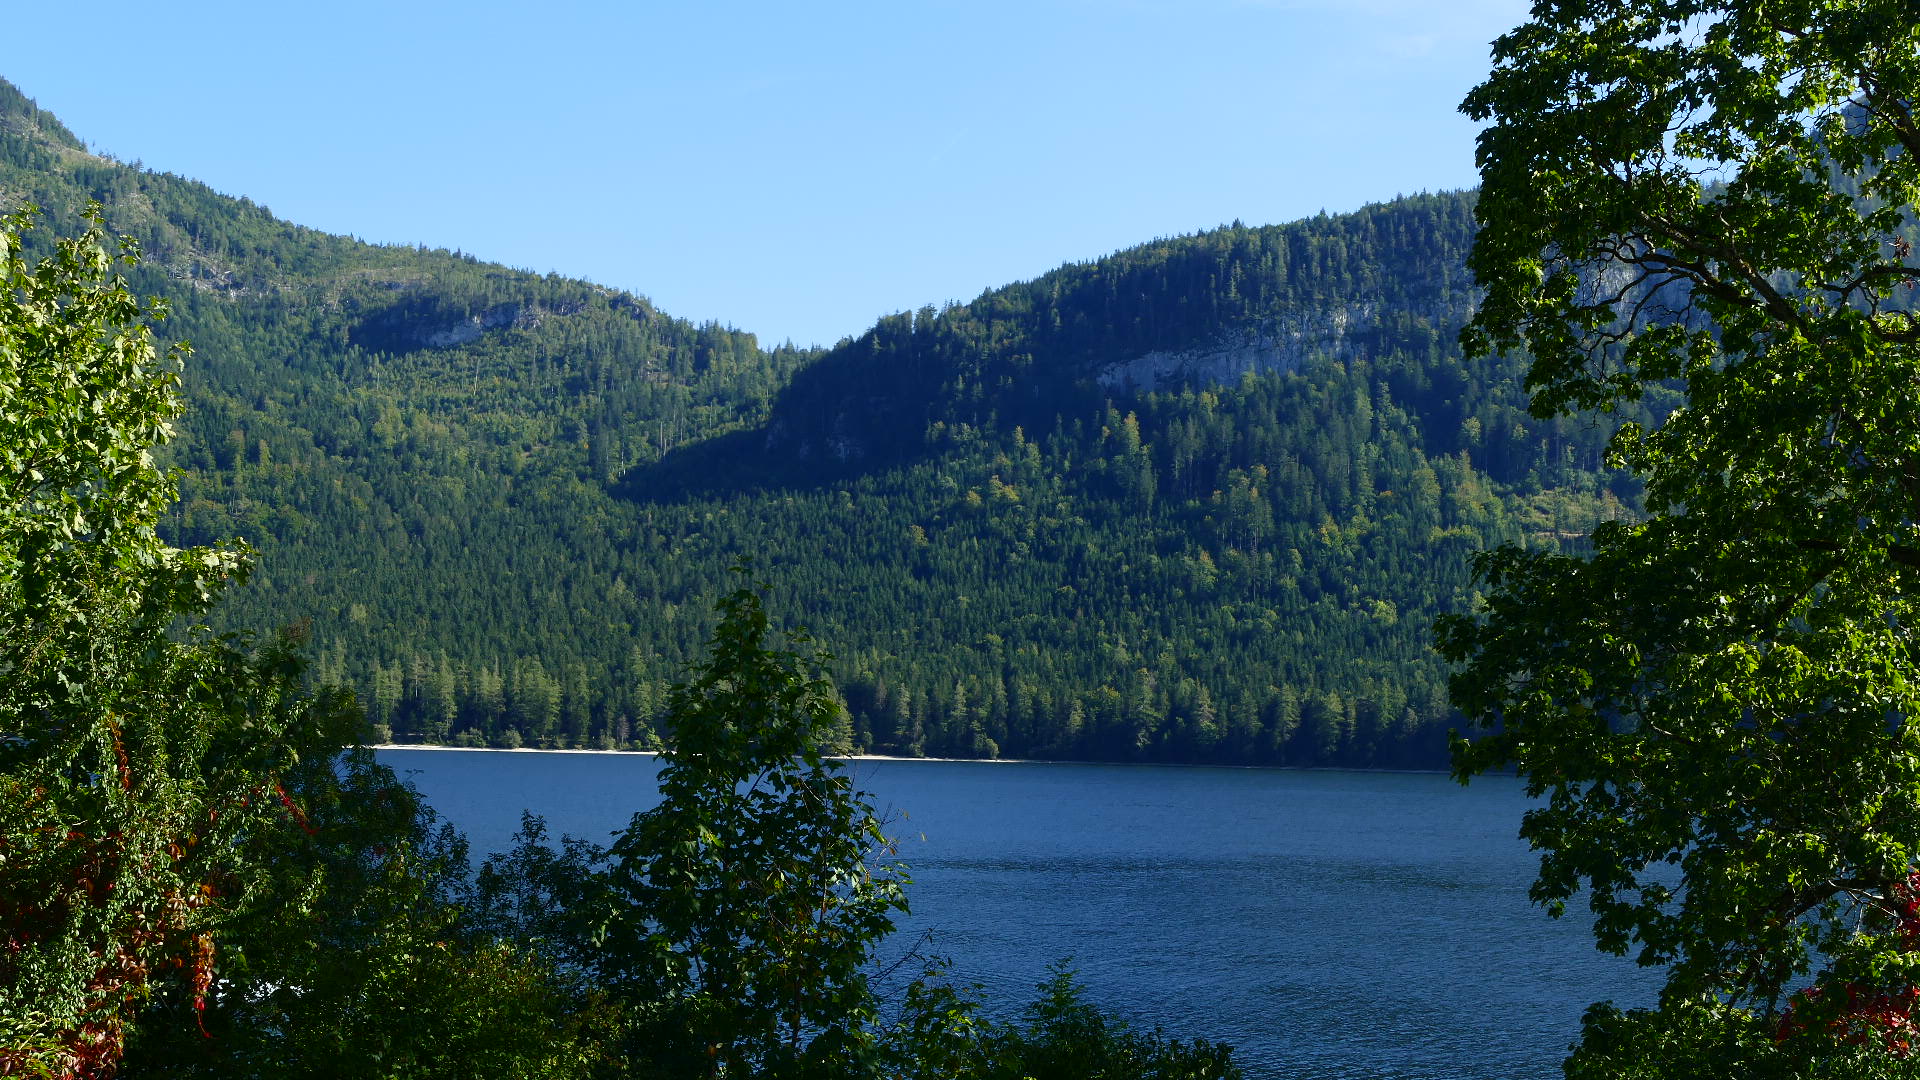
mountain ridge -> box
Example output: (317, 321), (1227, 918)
(754, 193), (1480, 468)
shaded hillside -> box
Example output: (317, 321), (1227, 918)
(639, 195), (1594, 501)
(762, 197), (1483, 469)
(613, 193), (1658, 765)
(0, 78), (1658, 765)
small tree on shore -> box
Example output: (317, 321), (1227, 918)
(592, 572), (909, 1076)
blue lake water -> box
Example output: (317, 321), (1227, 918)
(379, 749), (1656, 1079)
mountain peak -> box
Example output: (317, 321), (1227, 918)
(0, 78), (85, 153)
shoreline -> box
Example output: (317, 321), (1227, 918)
(368, 743), (1041, 765)
(365, 743), (1452, 775)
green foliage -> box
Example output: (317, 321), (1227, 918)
(0, 204), (364, 1074)
(0, 200), (592, 1080)
(112, 669), (599, 1070)
(975, 964), (1240, 1080)
(1442, 2), (1920, 1074)
(591, 574), (909, 1075)
(1555, 998), (1920, 1080)
(120, 752), (602, 1080)
(881, 962), (1241, 1080)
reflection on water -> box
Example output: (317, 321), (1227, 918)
(383, 750), (1654, 1079)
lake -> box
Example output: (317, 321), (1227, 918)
(379, 749), (1655, 1079)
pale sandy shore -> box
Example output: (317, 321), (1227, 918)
(364, 744), (1448, 773)
(368, 743), (1031, 765)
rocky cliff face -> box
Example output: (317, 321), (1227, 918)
(1092, 279), (1483, 392)
(1096, 306), (1371, 390)
(420, 303), (535, 348)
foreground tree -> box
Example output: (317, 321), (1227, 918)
(0, 206), (358, 1073)
(475, 577), (1242, 1078)
(115, 749), (603, 1080)
(0, 204), (642, 1080)
(592, 573), (909, 1076)
(1440, 3), (1920, 1076)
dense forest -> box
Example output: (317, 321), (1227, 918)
(0, 78), (1659, 766)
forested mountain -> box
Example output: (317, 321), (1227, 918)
(0, 77), (1657, 766)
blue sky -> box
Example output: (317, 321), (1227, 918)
(7, 0), (1528, 347)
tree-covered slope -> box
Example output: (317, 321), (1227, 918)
(757, 197), (1482, 469)
(0, 77), (1653, 766)
(622, 196), (1658, 765)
